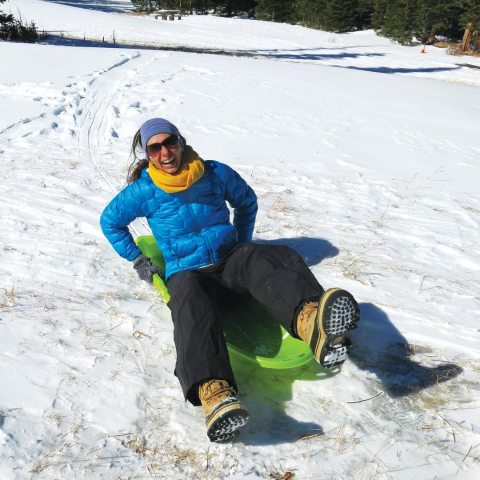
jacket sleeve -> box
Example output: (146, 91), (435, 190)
(220, 164), (258, 243)
(100, 181), (149, 261)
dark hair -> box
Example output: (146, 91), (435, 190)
(126, 129), (187, 184)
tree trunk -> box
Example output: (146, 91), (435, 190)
(461, 22), (473, 52)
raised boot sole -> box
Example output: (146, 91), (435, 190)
(313, 288), (360, 369)
(206, 399), (249, 443)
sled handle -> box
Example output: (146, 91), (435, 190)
(152, 273), (170, 303)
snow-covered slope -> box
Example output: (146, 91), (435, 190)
(1, 2), (479, 479)
(6, 0), (480, 88)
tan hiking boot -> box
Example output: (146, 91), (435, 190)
(198, 379), (249, 442)
(296, 288), (360, 368)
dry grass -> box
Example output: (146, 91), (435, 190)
(447, 44), (480, 57)
(334, 252), (374, 286)
(108, 433), (218, 479)
(0, 286), (18, 308)
(268, 470), (296, 480)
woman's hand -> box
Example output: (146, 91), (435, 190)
(133, 254), (163, 283)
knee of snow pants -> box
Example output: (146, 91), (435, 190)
(221, 243), (324, 333)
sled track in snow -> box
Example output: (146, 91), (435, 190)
(72, 52), (154, 235)
(75, 53), (140, 195)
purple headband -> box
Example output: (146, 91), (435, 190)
(139, 118), (182, 153)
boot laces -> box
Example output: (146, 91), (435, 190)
(199, 379), (235, 414)
(296, 301), (319, 341)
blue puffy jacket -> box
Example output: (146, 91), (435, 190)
(100, 160), (258, 279)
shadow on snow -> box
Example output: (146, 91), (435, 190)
(230, 302), (462, 445)
(350, 302), (463, 398)
(256, 237), (339, 267)
(342, 65), (462, 74)
(40, 37), (462, 76)
(41, 0), (132, 13)
(231, 355), (333, 446)
(42, 36), (386, 63)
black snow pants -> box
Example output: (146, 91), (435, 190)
(166, 243), (324, 405)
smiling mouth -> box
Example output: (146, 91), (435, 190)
(161, 158), (176, 165)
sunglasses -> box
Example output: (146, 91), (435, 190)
(146, 135), (179, 156)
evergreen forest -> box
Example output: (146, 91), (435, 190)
(131, 0), (480, 47)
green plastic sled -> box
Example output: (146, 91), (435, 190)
(136, 235), (314, 369)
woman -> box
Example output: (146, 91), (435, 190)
(100, 118), (360, 443)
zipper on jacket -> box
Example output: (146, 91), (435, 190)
(186, 201), (215, 264)
(203, 232), (216, 264)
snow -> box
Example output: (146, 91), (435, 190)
(1, 1), (480, 479)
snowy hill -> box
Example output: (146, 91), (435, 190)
(1, 1), (480, 479)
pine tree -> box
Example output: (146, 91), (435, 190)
(461, 0), (480, 30)
(375, 0), (420, 44)
(295, 0), (320, 28)
(0, 0), (11, 22)
(413, 0), (443, 42)
(460, 0), (480, 50)
(295, 0), (372, 31)
(131, 0), (155, 12)
(212, 0), (256, 16)
(357, 0), (374, 29)
(255, 0), (296, 23)
(323, 0), (360, 32)
(371, 0), (388, 31)
(294, 0), (328, 29)
(1, 0), (39, 41)
(371, 0), (477, 44)
(414, 1), (462, 41)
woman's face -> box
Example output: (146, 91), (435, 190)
(146, 133), (183, 174)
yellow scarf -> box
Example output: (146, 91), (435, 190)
(148, 145), (205, 193)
